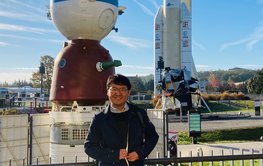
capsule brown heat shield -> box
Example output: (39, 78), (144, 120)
(50, 39), (115, 106)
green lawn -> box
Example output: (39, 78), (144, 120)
(178, 127), (263, 144)
(178, 100), (263, 144)
(199, 100), (256, 113)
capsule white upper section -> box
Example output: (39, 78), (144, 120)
(50, 0), (118, 41)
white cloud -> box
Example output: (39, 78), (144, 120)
(14, 67), (38, 70)
(0, 11), (49, 22)
(239, 64), (263, 69)
(116, 65), (154, 76)
(0, 73), (31, 83)
(220, 38), (248, 51)
(0, 34), (38, 40)
(0, 23), (55, 34)
(0, 0), (47, 15)
(0, 41), (8, 46)
(0, 0), (49, 22)
(147, 0), (159, 10)
(220, 1), (263, 51)
(0, 68), (36, 83)
(107, 34), (151, 49)
(195, 64), (263, 71)
(121, 65), (153, 70)
(192, 40), (206, 50)
(0, 33), (64, 44)
(220, 24), (263, 51)
(196, 65), (213, 71)
(49, 39), (65, 44)
(0, 11), (28, 18)
(132, 0), (155, 16)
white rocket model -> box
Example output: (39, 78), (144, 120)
(154, 0), (197, 95)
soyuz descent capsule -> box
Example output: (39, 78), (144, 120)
(48, 0), (125, 163)
(49, 0), (123, 106)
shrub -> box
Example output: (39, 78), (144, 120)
(201, 92), (249, 101)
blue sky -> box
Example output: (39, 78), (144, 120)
(0, 0), (263, 83)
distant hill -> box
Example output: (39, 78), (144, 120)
(228, 67), (246, 71)
(134, 68), (258, 83)
(197, 68), (257, 82)
(228, 67), (248, 71)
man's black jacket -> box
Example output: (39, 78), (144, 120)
(84, 103), (159, 166)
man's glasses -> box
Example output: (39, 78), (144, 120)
(109, 87), (128, 93)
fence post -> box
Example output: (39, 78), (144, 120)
(62, 156), (64, 163)
(163, 111), (166, 157)
(156, 152), (160, 166)
(250, 149), (254, 166)
(230, 149), (234, 166)
(28, 115), (33, 165)
(178, 151), (181, 166)
(220, 149), (224, 166)
(209, 150), (213, 166)
(9, 159), (11, 166)
(188, 151), (192, 166)
(240, 149), (244, 166)
(75, 155), (78, 163)
(198, 148), (203, 166)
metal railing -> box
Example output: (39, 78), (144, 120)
(26, 153), (263, 166)
(6, 151), (262, 166)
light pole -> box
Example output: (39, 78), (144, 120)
(39, 63), (45, 95)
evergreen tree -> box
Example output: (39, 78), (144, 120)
(144, 79), (154, 91)
(12, 79), (32, 87)
(247, 69), (263, 94)
(129, 76), (145, 95)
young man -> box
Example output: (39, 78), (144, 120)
(84, 74), (159, 166)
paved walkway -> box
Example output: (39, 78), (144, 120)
(177, 142), (263, 157)
(169, 113), (263, 132)
(168, 113), (263, 157)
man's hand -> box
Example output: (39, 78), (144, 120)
(127, 151), (139, 161)
(119, 149), (127, 160)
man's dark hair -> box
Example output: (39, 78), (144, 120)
(106, 74), (131, 90)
